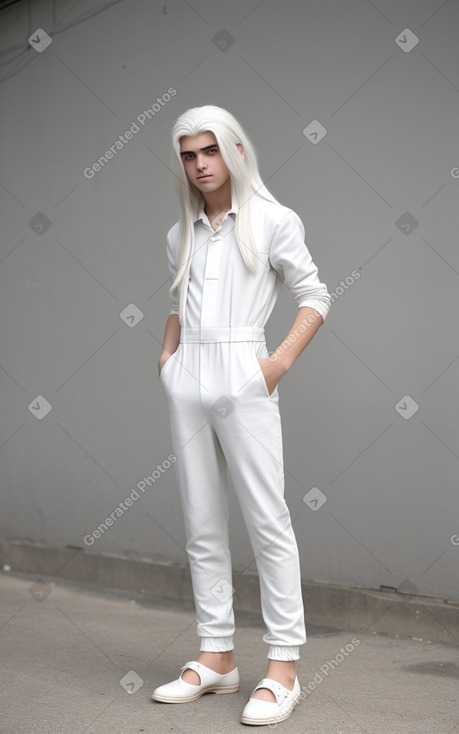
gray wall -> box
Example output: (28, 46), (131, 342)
(1, 0), (458, 601)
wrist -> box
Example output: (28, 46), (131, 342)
(268, 350), (292, 375)
(158, 350), (171, 370)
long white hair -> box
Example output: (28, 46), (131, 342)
(169, 105), (280, 323)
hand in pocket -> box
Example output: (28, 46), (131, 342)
(257, 357), (283, 396)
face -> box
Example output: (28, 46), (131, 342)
(179, 131), (242, 196)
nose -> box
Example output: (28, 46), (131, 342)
(196, 154), (207, 170)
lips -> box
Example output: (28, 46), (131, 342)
(197, 175), (211, 180)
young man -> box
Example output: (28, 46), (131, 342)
(152, 105), (331, 726)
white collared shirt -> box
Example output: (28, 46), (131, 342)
(165, 195), (331, 328)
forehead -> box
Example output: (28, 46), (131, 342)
(179, 131), (217, 152)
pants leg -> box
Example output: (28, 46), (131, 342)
(202, 340), (306, 660)
(160, 342), (235, 651)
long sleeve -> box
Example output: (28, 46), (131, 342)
(269, 209), (331, 321)
(166, 229), (180, 316)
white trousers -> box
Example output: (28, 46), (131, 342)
(160, 326), (306, 661)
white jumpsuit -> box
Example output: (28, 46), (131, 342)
(160, 194), (331, 661)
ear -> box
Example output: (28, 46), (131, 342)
(236, 142), (245, 160)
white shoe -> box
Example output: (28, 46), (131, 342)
(240, 676), (301, 726)
(152, 660), (240, 703)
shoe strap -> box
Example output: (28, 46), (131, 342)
(180, 660), (227, 684)
(252, 677), (290, 706)
(180, 660), (203, 676)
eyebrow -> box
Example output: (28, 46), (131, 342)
(179, 144), (218, 158)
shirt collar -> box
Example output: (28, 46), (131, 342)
(194, 195), (239, 225)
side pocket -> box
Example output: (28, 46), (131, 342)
(250, 347), (272, 398)
(159, 346), (179, 381)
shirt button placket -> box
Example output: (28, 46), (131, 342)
(201, 232), (222, 328)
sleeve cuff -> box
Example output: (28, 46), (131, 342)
(297, 299), (330, 321)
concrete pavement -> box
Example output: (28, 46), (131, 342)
(1, 569), (458, 734)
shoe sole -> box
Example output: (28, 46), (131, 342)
(240, 695), (300, 726)
(152, 685), (239, 703)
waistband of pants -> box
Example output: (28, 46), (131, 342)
(180, 326), (265, 343)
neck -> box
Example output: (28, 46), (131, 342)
(203, 179), (232, 218)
